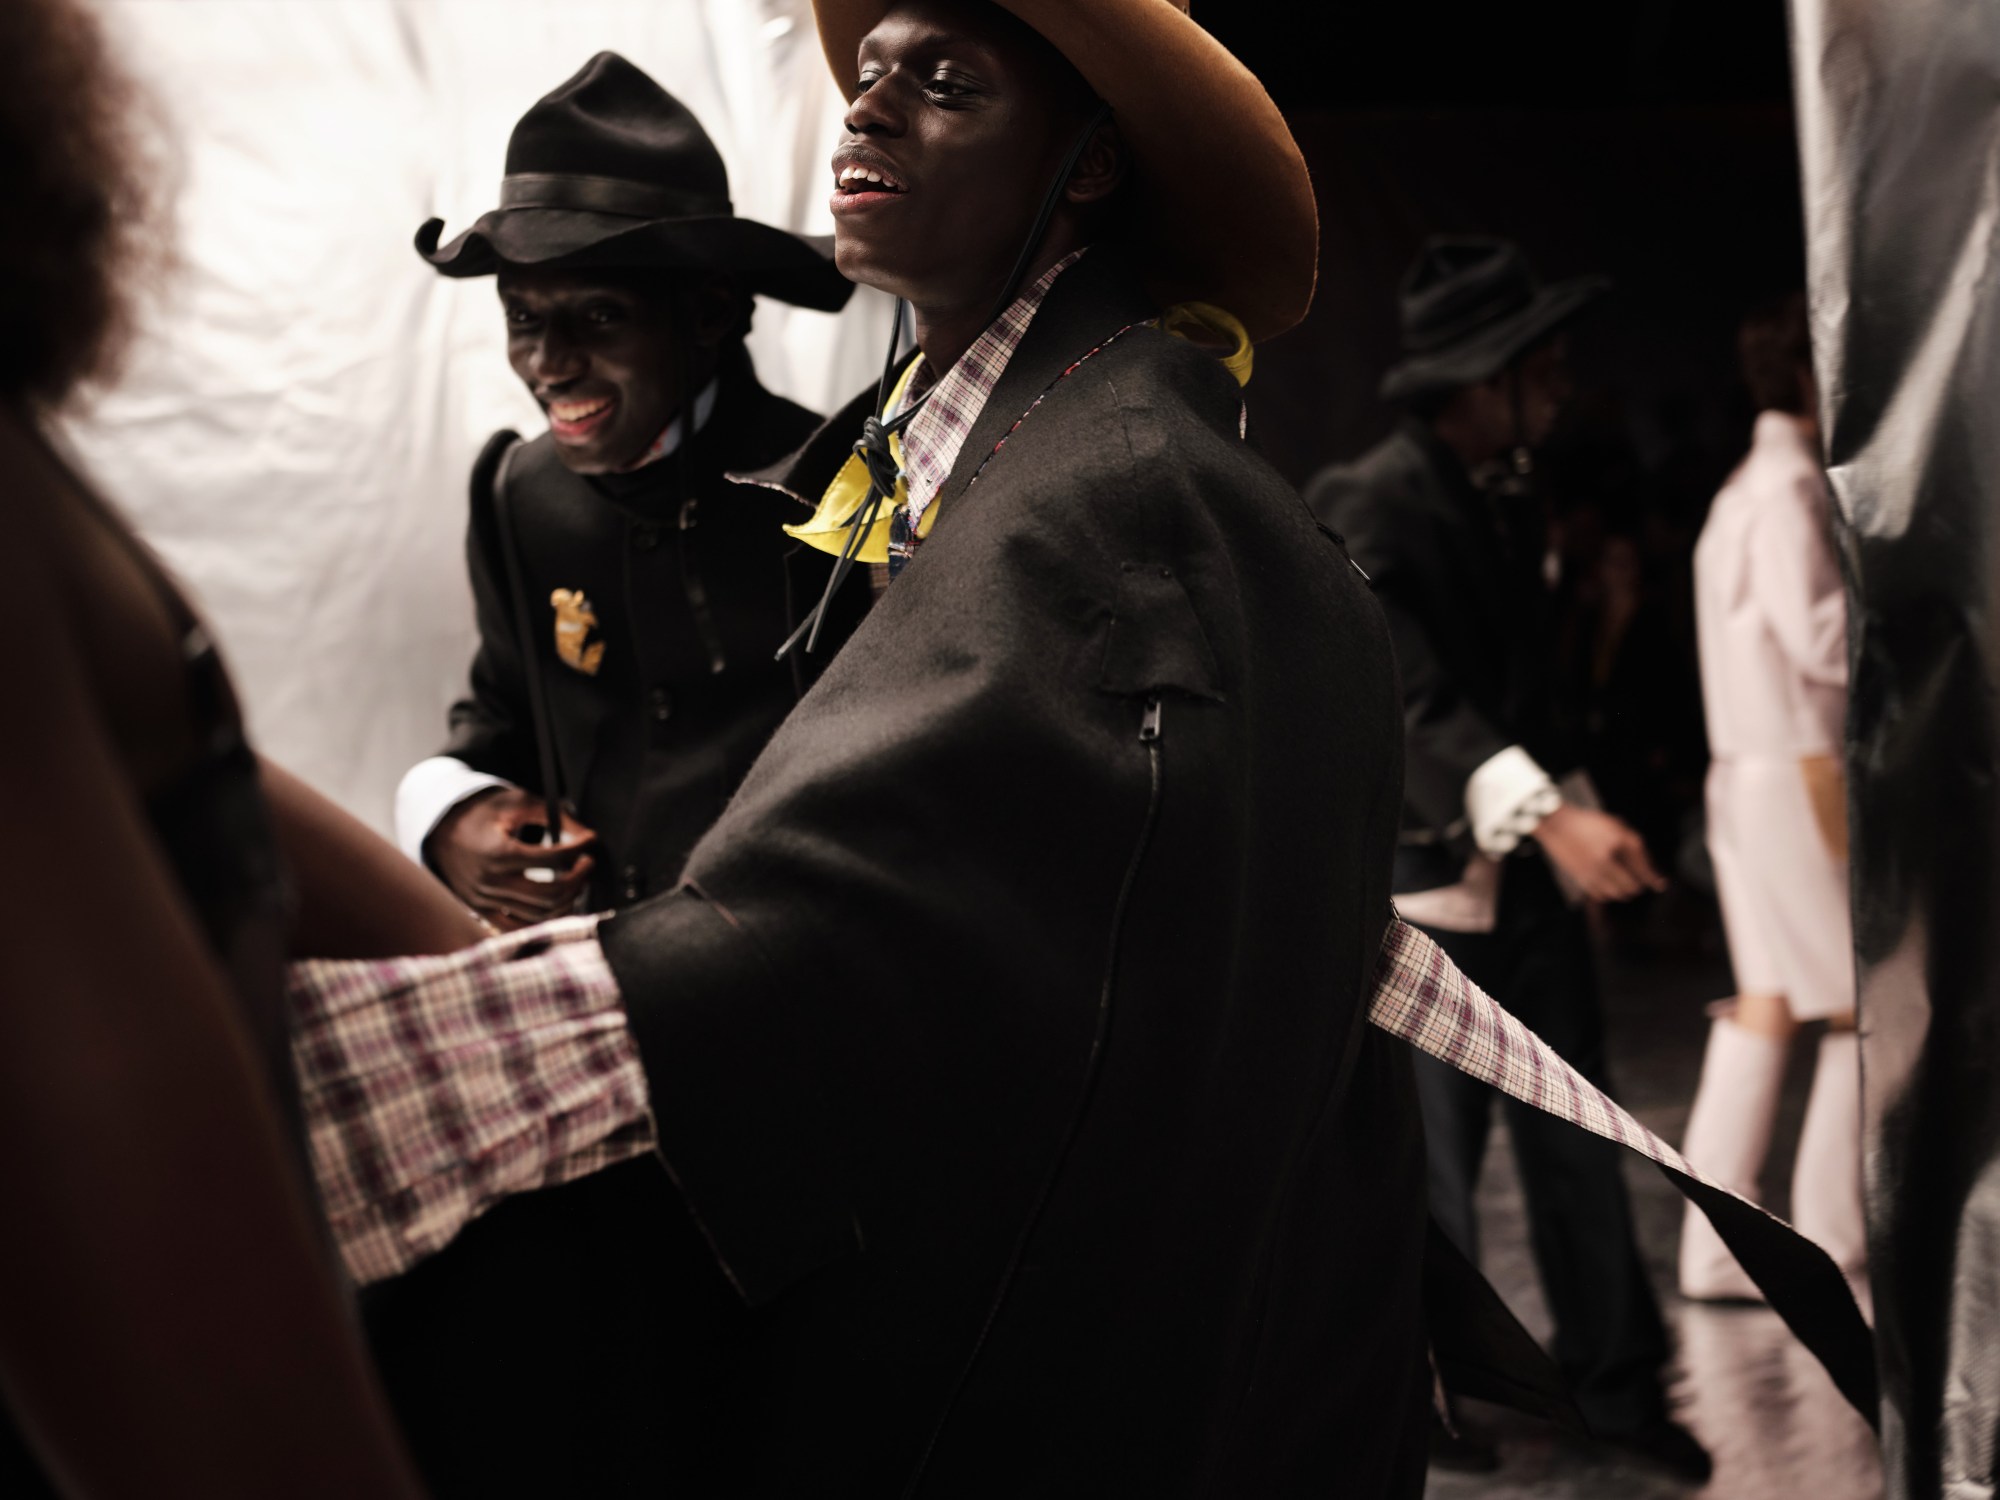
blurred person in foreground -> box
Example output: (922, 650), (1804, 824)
(0, 0), (485, 1492)
(1307, 237), (1707, 1481)
(365, 55), (869, 1495)
(1678, 294), (1863, 1304)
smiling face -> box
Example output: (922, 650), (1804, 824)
(498, 267), (687, 474)
(830, 0), (1108, 326)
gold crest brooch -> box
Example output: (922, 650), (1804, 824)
(550, 588), (605, 676)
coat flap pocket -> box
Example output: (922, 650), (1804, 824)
(1099, 562), (1225, 702)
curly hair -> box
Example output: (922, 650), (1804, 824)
(0, 0), (159, 407)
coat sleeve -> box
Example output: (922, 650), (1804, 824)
(441, 432), (543, 792)
(594, 443), (1232, 1305)
(1308, 468), (1512, 837)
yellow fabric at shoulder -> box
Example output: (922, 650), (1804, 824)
(1159, 301), (1254, 387)
(785, 355), (933, 563)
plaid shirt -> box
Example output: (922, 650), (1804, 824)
(893, 250), (1086, 534)
(293, 914), (1764, 1287)
(288, 916), (652, 1284)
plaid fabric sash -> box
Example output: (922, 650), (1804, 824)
(1374, 918), (1879, 1424)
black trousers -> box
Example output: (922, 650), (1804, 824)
(1411, 852), (1670, 1434)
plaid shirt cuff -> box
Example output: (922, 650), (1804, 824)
(287, 916), (654, 1285)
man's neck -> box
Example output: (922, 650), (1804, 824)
(910, 236), (1085, 379)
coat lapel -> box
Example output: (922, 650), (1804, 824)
(743, 252), (1156, 517)
(936, 252), (1157, 510)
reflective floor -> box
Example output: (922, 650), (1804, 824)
(1425, 904), (1883, 1499)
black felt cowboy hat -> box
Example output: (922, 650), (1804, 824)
(1380, 237), (1608, 402)
(812, 0), (1318, 343)
(417, 52), (852, 312)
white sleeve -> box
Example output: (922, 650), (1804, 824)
(394, 757), (512, 865)
(1466, 745), (1564, 858)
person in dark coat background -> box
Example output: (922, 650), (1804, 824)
(1307, 237), (1709, 1481)
(362, 56), (869, 1497)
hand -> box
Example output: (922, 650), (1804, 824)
(425, 787), (597, 931)
(1530, 802), (1666, 904)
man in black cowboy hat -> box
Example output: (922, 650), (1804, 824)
(1307, 236), (1708, 1480)
(365, 53), (868, 1496)
(393, 51), (865, 926)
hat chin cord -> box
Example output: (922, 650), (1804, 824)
(778, 102), (1116, 660)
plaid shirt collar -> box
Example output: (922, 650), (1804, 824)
(890, 249), (1086, 525)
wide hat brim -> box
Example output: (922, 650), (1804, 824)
(812, 0), (1317, 343)
(1380, 275), (1608, 402)
(416, 209), (853, 312)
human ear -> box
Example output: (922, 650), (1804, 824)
(1064, 118), (1126, 207)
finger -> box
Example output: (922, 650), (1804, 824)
(539, 872), (594, 907)
(474, 880), (569, 926)
(1595, 863), (1642, 903)
(1615, 839), (1668, 892)
(488, 876), (574, 915)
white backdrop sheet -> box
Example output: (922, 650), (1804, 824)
(67, 0), (883, 833)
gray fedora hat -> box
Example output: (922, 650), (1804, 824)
(1380, 237), (1607, 403)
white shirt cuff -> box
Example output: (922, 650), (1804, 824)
(1466, 745), (1563, 858)
(394, 756), (512, 865)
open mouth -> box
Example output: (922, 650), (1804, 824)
(831, 162), (910, 213)
(547, 394), (618, 443)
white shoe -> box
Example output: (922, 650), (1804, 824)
(1678, 1014), (1790, 1301)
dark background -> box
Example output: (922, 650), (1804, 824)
(1203, 0), (1806, 874)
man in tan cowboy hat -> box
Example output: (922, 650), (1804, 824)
(329, 3), (1435, 1491)
(283, 7), (1879, 1491)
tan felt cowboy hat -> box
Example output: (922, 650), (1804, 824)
(811, 0), (1317, 342)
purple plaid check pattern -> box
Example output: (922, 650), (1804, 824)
(287, 915), (652, 1285)
(894, 250), (1085, 529)
(1372, 917), (1713, 1181)
(287, 910), (1763, 1290)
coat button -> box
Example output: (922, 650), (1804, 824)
(622, 865), (643, 902)
(633, 524), (661, 552)
(649, 686), (673, 722)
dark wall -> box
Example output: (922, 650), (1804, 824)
(1247, 104), (1806, 507)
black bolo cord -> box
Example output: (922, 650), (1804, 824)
(776, 100), (1115, 660)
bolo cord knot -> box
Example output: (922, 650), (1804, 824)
(854, 413), (903, 498)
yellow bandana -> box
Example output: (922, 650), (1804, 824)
(782, 355), (929, 565)
(784, 303), (1253, 564)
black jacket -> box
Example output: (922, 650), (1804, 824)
(1305, 422), (1571, 891)
(442, 344), (870, 905)
(362, 350), (868, 1499)
(596, 253), (1431, 1496)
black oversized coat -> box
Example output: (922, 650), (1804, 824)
(1305, 423), (1573, 891)
(441, 344), (870, 905)
(597, 253), (1432, 1495)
